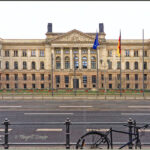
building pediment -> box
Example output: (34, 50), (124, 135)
(50, 29), (95, 43)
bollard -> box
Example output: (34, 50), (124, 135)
(65, 118), (71, 149)
(3, 118), (9, 149)
(128, 118), (133, 149)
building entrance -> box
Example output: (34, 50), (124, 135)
(73, 79), (79, 89)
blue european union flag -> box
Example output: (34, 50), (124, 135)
(93, 32), (100, 49)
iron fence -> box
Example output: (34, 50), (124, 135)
(0, 118), (150, 149)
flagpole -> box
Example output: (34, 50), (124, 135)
(142, 29), (144, 97)
(97, 46), (99, 96)
(120, 31), (122, 96)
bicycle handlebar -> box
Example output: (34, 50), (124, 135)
(123, 124), (149, 129)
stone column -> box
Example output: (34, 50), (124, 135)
(61, 48), (64, 69)
(79, 48), (82, 69)
(88, 48), (91, 69)
(51, 48), (55, 69)
(70, 48), (73, 69)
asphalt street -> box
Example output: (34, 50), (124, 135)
(0, 99), (150, 149)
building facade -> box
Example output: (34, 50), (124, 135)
(0, 23), (150, 90)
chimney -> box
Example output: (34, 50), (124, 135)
(47, 23), (52, 32)
(99, 23), (104, 33)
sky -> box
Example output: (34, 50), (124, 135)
(0, 1), (149, 40)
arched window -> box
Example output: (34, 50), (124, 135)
(5, 61), (9, 69)
(40, 61), (44, 69)
(126, 61), (130, 69)
(65, 56), (70, 69)
(74, 56), (79, 69)
(134, 62), (138, 70)
(91, 56), (96, 69)
(14, 61), (18, 69)
(56, 56), (61, 69)
(82, 57), (87, 69)
(32, 61), (36, 69)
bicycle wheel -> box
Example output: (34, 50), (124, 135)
(76, 131), (110, 149)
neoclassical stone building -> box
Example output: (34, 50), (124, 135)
(0, 23), (149, 90)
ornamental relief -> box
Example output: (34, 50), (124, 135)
(54, 32), (93, 42)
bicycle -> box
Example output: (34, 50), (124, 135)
(76, 119), (149, 149)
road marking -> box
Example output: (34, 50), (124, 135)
(0, 106), (22, 108)
(24, 113), (74, 115)
(121, 113), (150, 116)
(59, 106), (93, 108)
(128, 106), (150, 108)
(139, 129), (150, 132)
(0, 129), (12, 132)
(86, 129), (109, 132)
(36, 128), (62, 132)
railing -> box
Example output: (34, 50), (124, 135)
(0, 118), (150, 149)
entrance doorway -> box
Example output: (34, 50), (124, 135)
(73, 79), (79, 89)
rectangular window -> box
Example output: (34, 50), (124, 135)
(23, 74), (27, 80)
(22, 50), (27, 57)
(109, 84), (112, 89)
(135, 74), (138, 81)
(144, 84), (147, 89)
(126, 74), (130, 80)
(101, 74), (104, 80)
(41, 84), (44, 89)
(6, 74), (9, 81)
(144, 51), (147, 57)
(117, 61), (121, 69)
(14, 74), (18, 81)
(134, 50), (138, 57)
(14, 62), (18, 69)
(32, 84), (36, 89)
(56, 75), (60, 84)
(14, 50), (18, 57)
(65, 76), (69, 83)
(117, 74), (120, 80)
(108, 50), (112, 57)
(31, 50), (36, 56)
(126, 83), (130, 89)
(108, 61), (112, 69)
(91, 50), (96, 54)
(144, 74), (147, 81)
(82, 50), (87, 54)
(41, 74), (44, 80)
(40, 50), (44, 57)
(48, 74), (51, 80)
(15, 83), (18, 89)
(92, 75), (96, 83)
(32, 74), (36, 81)
(135, 84), (138, 89)
(144, 62), (147, 70)
(6, 84), (9, 89)
(24, 84), (27, 89)
(65, 50), (69, 54)
(83, 76), (87, 83)
(109, 74), (112, 80)
(5, 50), (10, 57)
(125, 50), (130, 57)
(56, 50), (61, 54)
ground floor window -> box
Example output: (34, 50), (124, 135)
(135, 84), (138, 89)
(6, 84), (9, 89)
(15, 83), (18, 89)
(109, 84), (112, 89)
(126, 83), (130, 89)
(32, 84), (36, 89)
(41, 84), (44, 89)
(65, 84), (68, 88)
(84, 84), (87, 88)
(24, 84), (27, 89)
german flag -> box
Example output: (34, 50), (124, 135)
(117, 32), (121, 57)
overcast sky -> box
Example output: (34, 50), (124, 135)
(0, 1), (149, 39)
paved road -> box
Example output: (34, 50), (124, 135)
(0, 99), (150, 148)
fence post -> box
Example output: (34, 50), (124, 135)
(65, 118), (70, 149)
(128, 118), (133, 149)
(4, 118), (9, 149)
